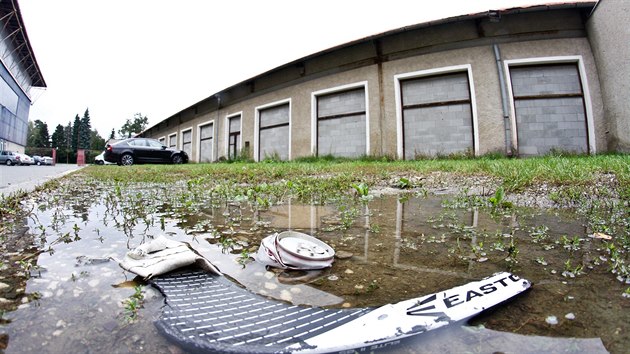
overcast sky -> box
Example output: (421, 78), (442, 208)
(19, 0), (582, 137)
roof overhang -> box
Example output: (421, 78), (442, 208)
(0, 0), (46, 88)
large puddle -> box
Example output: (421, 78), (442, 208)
(0, 178), (627, 353)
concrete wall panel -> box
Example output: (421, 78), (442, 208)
(587, 0), (630, 152)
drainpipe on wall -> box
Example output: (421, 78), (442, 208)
(215, 95), (221, 162)
(493, 44), (513, 156)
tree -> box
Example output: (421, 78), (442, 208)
(51, 124), (66, 149)
(119, 113), (149, 138)
(90, 130), (106, 150)
(79, 108), (92, 149)
(71, 114), (80, 151)
(64, 122), (73, 149)
(27, 120), (50, 148)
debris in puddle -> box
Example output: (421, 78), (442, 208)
(590, 232), (612, 240)
(335, 251), (353, 259)
(546, 316), (559, 325)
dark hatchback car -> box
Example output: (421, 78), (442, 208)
(104, 138), (189, 166)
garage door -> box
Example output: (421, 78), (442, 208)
(259, 104), (290, 161)
(316, 88), (366, 158)
(510, 64), (587, 156)
(182, 130), (192, 157)
(400, 72), (473, 159)
(199, 123), (213, 163)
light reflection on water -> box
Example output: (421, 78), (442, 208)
(1, 188), (623, 353)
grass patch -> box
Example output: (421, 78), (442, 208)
(78, 154), (629, 192)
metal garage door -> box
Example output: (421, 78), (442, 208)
(199, 123), (213, 163)
(400, 72), (473, 159)
(259, 104), (289, 161)
(317, 88), (366, 158)
(182, 130), (192, 157)
(510, 64), (587, 156)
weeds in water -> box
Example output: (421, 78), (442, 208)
(562, 259), (583, 278)
(122, 285), (145, 322)
(560, 235), (582, 252)
(237, 249), (252, 268)
(505, 238), (519, 266)
(536, 256), (548, 266)
(351, 182), (373, 202)
(489, 187), (513, 210)
(396, 177), (411, 189)
(530, 225), (550, 243)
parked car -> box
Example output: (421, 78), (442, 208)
(94, 151), (114, 165)
(104, 138), (189, 166)
(15, 152), (34, 165)
(0, 151), (19, 165)
(32, 155), (53, 165)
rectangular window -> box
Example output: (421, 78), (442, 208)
(227, 115), (241, 159)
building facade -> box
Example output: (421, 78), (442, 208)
(139, 1), (628, 161)
(0, 0), (46, 153)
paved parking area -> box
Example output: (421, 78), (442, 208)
(0, 164), (84, 197)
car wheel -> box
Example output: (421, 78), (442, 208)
(172, 154), (184, 164)
(6, 160), (12, 166)
(120, 154), (134, 166)
(96, 160), (104, 165)
(36, 161), (41, 166)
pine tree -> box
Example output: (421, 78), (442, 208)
(51, 124), (66, 149)
(64, 122), (73, 149)
(79, 108), (92, 149)
(71, 115), (80, 151)
(38, 120), (50, 148)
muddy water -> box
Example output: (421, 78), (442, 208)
(0, 184), (627, 353)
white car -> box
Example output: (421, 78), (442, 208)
(16, 153), (34, 165)
(95, 151), (114, 165)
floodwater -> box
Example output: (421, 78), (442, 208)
(0, 180), (627, 353)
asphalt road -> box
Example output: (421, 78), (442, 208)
(0, 163), (83, 197)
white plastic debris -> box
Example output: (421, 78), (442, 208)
(546, 315), (559, 325)
(565, 313), (576, 320)
(113, 236), (220, 279)
(256, 231), (335, 270)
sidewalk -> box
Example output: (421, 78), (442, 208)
(0, 164), (84, 197)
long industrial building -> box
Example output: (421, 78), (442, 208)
(0, 0), (46, 153)
(138, 0), (629, 162)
